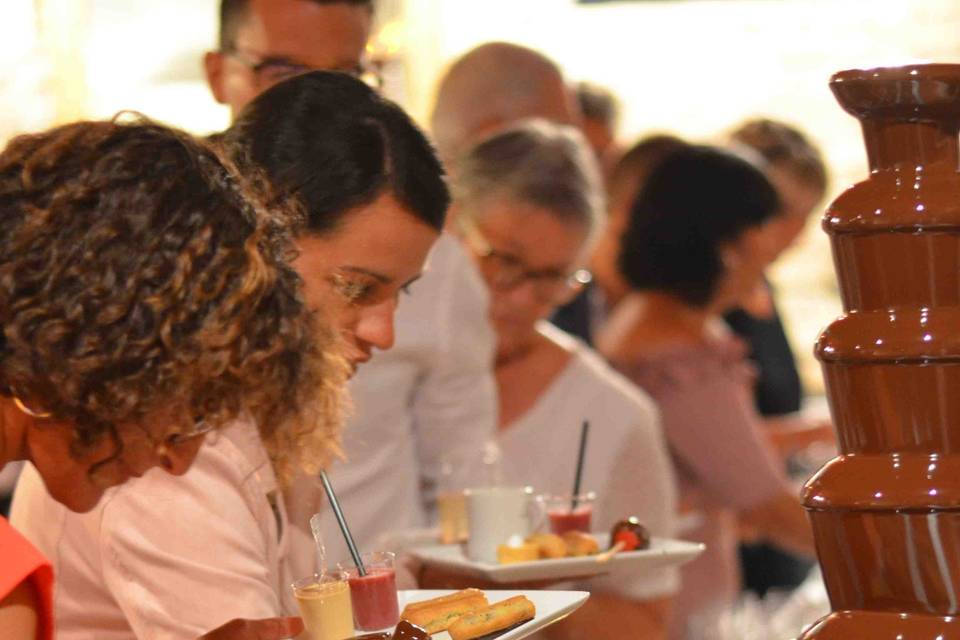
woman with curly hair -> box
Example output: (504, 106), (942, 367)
(0, 118), (346, 640)
(12, 72), (448, 640)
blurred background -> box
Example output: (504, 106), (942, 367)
(4, 0), (960, 394)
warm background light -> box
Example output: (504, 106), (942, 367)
(5, 0), (960, 393)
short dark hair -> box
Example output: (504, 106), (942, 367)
(619, 145), (780, 307)
(221, 71), (449, 235)
(219, 0), (375, 51)
(608, 134), (688, 204)
(574, 81), (618, 127)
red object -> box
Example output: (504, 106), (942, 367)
(547, 505), (593, 535)
(610, 517), (650, 551)
(347, 568), (400, 631)
(613, 530), (640, 551)
(0, 517), (54, 640)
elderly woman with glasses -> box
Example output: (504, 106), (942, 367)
(0, 118), (345, 640)
(451, 119), (679, 640)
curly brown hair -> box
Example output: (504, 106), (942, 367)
(0, 116), (347, 481)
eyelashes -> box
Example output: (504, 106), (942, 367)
(329, 273), (375, 304)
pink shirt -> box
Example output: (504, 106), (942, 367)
(11, 420), (295, 640)
(612, 336), (790, 637)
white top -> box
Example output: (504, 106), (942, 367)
(498, 322), (680, 600)
(11, 419), (293, 640)
(11, 233), (497, 639)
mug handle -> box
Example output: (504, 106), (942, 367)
(528, 491), (549, 534)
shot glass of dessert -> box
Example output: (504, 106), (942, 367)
(340, 551), (401, 631)
(540, 491), (596, 535)
(291, 573), (355, 640)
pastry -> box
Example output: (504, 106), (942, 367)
(496, 541), (539, 564)
(400, 588), (489, 633)
(561, 530), (599, 556)
(447, 595), (536, 640)
(524, 532), (567, 559)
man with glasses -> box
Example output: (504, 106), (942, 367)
(204, 0), (375, 118)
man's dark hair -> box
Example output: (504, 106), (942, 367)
(619, 145), (780, 307)
(575, 81), (618, 128)
(221, 70), (448, 235)
(219, 0), (375, 51)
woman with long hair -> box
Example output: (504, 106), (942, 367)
(0, 117), (345, 640)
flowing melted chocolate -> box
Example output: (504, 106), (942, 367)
(346, 621), (430, 640)
(800, 63), (960, 637)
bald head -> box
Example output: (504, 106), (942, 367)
(429, 42), (578, 164)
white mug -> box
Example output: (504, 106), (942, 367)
(464, 486), (541, 563)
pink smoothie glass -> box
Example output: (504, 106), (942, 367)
(340, 551), (400, 631)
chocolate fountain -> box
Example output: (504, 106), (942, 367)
(800, 64), (960, 637)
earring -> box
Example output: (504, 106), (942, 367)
(11, 392), (52, 419)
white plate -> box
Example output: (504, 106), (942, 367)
(408, 534), (704, 584)
(356, 589), (589, 639)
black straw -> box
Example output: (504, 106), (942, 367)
(571, 420), (590, 511)
(320, 470), (367, 577)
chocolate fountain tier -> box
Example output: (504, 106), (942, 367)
(827, 184), (960, 312)
(802, 612), (960, 639)
(818, 311), (960, 453)
(805, 454), (960, 614)
(801, 64), (960, 639)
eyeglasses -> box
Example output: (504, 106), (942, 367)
(136, 416), (214, 456)
(163, 417), (214, 448)
(458, 216), (592, 303)
(84, 416), (213, 486)
(223, 48), (383, 90)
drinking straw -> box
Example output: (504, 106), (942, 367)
(571, 420), (590, 511)
(309, 513), (327, 576)
(319, 469), (367, 576)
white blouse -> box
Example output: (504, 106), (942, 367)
(498, 322), (680, 600)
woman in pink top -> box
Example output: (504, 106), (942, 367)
(0, 119), (345, 639)
(597, 145), (816, 638)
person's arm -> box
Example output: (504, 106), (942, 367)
(763, 414), (835, 459)
(0, 579), (38, 640)
(654, 367), (813, 555)
(740, 490), (816, 557)
(99, 436), (288, 639)
(542, 594), (672, 640)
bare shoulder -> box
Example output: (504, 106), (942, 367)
(598, 314), (693, 363)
